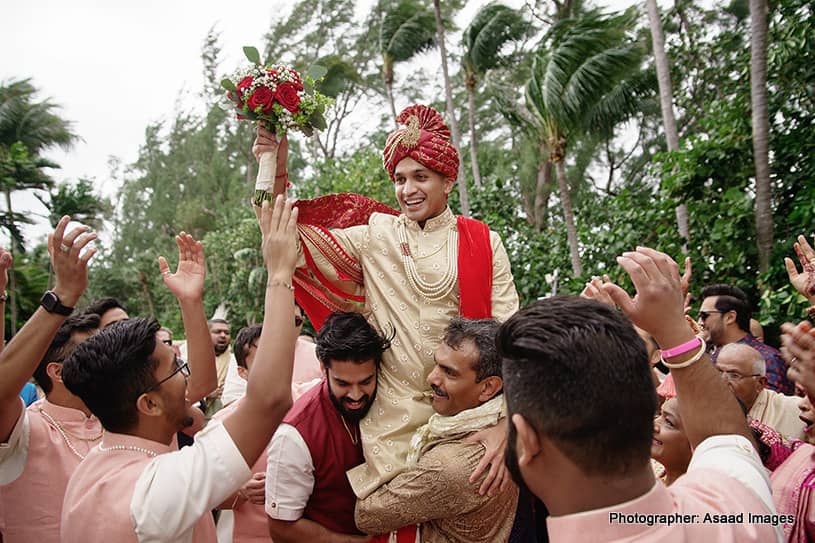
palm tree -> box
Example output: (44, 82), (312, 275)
(525, 10), (653, 276)
(462, 3), (529, 187)
(379, 0), (436, 125)
(431, 0), (470, 216)
(0, 78), (77, 333)
(645, 0), (690, 253)
(749, 0), (773, 273)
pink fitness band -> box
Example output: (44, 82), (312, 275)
(660, 337), (702, 359)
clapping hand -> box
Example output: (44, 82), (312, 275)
(580, 275), (615, 308)
(48, 216), (97, 306)
(782, 321), (815, 399)
(785, 234), (815, 305)
(158, 233), (206, 303)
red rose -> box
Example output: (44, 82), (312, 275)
(275, 82), (301, 113)
(236, 76), (253, 100)
(248, 86), (275, 114)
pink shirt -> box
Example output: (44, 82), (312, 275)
(0, 398), (102, 543)
(61, 421), (251, 543)
(547, 436), (783, 542)
(213, 400), (271, 543)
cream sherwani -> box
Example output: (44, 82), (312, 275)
(748, 387), (806, 441)
(297, 207), (518, 498)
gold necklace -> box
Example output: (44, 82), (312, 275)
(340, 416), (359, 445)
(37, 407), (104, 461)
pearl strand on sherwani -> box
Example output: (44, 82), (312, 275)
(37, 407), (103, 461)
(98, 444), (157, 457)
(396, 216), (458, 301)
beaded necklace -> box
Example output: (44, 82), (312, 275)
(37, 407), (103, 461)
(396, 216), (458, 301)
(98, 444), (158, 457)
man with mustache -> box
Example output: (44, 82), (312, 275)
(355, 318), (519, 542)
(265, 311), (391, 542)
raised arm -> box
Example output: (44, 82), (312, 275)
(0, 217), (96, 441)
(222, 196), (298, 466)
(252, 126), (289, 201)
(0, 248), (12, 353)
(785, 234), (815, 307)
(158, 233), (217, 403)
(603, 247), (753, 447)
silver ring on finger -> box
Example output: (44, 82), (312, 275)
(60, 243), (71, 253)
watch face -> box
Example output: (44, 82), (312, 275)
(41, 291), (58, 311)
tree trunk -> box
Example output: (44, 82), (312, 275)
(383, 63), (399, 128)
(433, 0), (469, 217)
(466, 84), (482, 187)
(3, 190), (18, 336)
(646, 0), (690, 253)
(750, 0), (773, 273)
(554, 159), (582, 276)
(534, 145), (553, 230)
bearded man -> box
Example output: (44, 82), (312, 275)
(253, 104), (518, 499)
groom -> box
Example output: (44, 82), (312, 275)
(252, 105), (518, 499)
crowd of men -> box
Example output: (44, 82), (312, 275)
(1, 104), (815, 543)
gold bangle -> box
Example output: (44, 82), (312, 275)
(661, 336), (707, 369)
(230, 493), (240, 510)
(267, 280), (294, 292)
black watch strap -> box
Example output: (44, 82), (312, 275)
(40, 291), (74, 316)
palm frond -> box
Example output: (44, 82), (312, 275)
(379, 0), (436, 61)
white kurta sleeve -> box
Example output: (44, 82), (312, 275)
(265, 423), (315, 521)
(130, 420), (252, 542)
(0, 398), (29, 485)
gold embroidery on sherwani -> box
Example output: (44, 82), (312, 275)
(295, 207), (519, 499)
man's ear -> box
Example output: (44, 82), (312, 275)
(478, 376), (503, 403)
(136, 393), (164, 418)
(512, 413), (541, 468)
(444, 177), (455, 195)
(46, 362), (63, 384)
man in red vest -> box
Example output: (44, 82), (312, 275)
(253, 104), (518, 500)
(266, 311), (391, 542)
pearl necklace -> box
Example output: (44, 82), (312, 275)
(98, 444), (158, 457)
(37, 407), (103, 461)
(396, 217), (458, 301)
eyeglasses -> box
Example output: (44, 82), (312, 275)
(715, 367), (761, 381)
(142, 357), (190, 394)
(295, 316), (304, 327)
(698, 310), (724, 321)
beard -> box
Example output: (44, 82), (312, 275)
(213, 343), (228, 355)
(328, 384), (376, 423)
(505, 418), (533, 496)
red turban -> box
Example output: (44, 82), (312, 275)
(382, 105), (459, 182)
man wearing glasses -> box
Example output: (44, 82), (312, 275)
(58, 197), (300, 543)
(699, 284), (792, 395)
(715, 343), (805, 440)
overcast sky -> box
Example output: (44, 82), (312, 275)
(2, 0), (638, 246)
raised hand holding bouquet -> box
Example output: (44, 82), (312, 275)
(221, 46), (332, 206)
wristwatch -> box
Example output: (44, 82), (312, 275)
(40, 291), (74, 316)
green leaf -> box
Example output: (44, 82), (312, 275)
(221, 79), (237, 91)
(243, 46), (261, 65)
(307, 64), (328, 81)
(309, 111), (327, 131)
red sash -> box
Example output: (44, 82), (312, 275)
(291, 194), (493, 329)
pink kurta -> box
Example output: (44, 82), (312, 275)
(213, 400), (272, 543)
(61, 424), (249, 543)
(0, 398), (102, 543)
(770, 444), (815, 542)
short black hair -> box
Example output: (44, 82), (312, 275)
(498, 296), (657, 477)
(701, 284), (751, 331)
(315, 312), (392, 369)
(83, 297), (126, 317)
(62, 318), (162, 433)
(443, 318), (501, 382)
(234, 325), (263, 369)
(33, 313), (101, 394)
